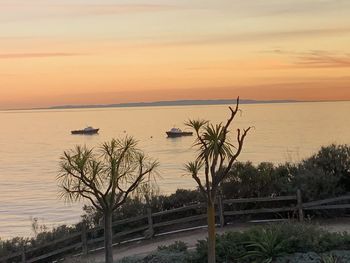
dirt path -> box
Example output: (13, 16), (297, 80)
(66, 218), (350, 263)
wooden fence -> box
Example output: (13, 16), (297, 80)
(1, 190), (350, 263)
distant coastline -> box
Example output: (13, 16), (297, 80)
(46, 99), (300, 110)
(5, 99), (349, 112)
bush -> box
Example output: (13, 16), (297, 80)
(117, 256), (143, 263)
(275, 250), (350, 263)
(0, 224), (80, 261)
(222, 144), (350, 203)
(143, 251), (189, 263)
(291, 167), (343, 202)
(157, 241), (188, 253)
(192, 223), (350, 263)
(117, 250), (189, 263)
(82, 189), (203, 228)
(223, 162), (294, 199)
(303, 144), (350, 190)
(243, 227), (289, 262)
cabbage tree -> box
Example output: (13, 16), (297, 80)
(185, 97), (251, 263)
(58, 137), (158, 263)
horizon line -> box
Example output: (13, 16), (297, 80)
(2, 98), (350, 112)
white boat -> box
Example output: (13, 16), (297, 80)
(166, 127), (193, 138)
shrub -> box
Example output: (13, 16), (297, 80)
(291, 167), (343, 202)
(143, 251), (189, 263)
(275, 251), (350, 263)
(193, 223), (350, 263)
(222, 144), (350, 202)
(243, 228), (288, 263)
(117, 256), (143, 263)
(223, 162), (294, 199)
(117, 251), (189, 263)
(157, 241), (187, 253)
(303, 144), (350, 191)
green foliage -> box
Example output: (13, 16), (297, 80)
(304, 145), (350, 184)
(157, 241), (188, 253)
(82, 189), (203, 228)
(275, 252), (321, 263)
(321, 253), (340, 263)
(223, 144), (350, 202)
(243, 228), (288, 263)
(192, 223), (350, 263)
(117, 243), (189, 263)
(117, 256), (143, 263)
(275, 251), (350, 263)
(222, 162), (295, 199)
(300, 144), (350, 193)
(0, 236), (29, 257)
(156, 189), (203, 211)
(118, 224), (350, 263)
(292, 167), (343, 202)
(142, 251), (189, 263)
(0, 224), (80, 261)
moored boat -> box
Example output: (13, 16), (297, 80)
(166, 127), (193, 138)
(71, 126), (99, 135)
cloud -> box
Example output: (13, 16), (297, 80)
(0, 3), (179, 15)
(262, 49), (350, 68)
(294, 51), (350, 68)
(243, 0), (350, 17)
(63, 4), (179, 15)
(0, 3), (181, 23)
(148, 27), (350, 47)
(0, 52), (80, 59)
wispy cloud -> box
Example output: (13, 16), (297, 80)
(149, 27), (350, 47)
(61, 4), (179, 15)
(237, 0), (350, 18)
(0, 52), (80, 59)
(0, 3), (179, 16)
(262, 49), (350, 68)
(295, 51), (350, 68)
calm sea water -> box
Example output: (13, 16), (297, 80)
(0, 101), (350, 238)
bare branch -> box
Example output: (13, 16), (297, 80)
(215, 126), (251, 187)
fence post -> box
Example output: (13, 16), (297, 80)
(297, 189), (304, 222)
(146, 207), (154, 239)
(21, 245), (26, 263)
(218, 195), (225, 228)
(81, 222), (88, 256)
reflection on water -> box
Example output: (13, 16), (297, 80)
(0, 101), (350, 238)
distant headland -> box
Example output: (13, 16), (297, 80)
(47, 99), (299, 110)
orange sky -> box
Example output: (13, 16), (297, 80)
(0, 0), (350, 109)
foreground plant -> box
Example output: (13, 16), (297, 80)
(243, 228), (288, 263)
(185, 97), (251, 263)
(321, 254), (340, 263)
(58, 137), (158, 263)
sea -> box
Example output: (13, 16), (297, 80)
(0, 101), (349, 238)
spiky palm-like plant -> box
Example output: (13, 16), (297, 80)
(321, 254), (339, 263)
(243, 228), (288, 263)
(58, 137), (158, 263)
(185, 97), (251, 263)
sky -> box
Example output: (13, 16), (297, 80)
(0, 0), (350, 109)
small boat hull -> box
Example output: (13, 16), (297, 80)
(166, 131), (193, 138)
(71, 129), (99, 135)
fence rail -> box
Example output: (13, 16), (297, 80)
(1, 190), (350, 263)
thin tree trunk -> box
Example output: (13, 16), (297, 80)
(104, 210), (113, 263)
(207, 200), (216, 263)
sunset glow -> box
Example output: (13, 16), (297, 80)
(1, 0), (350, 109)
